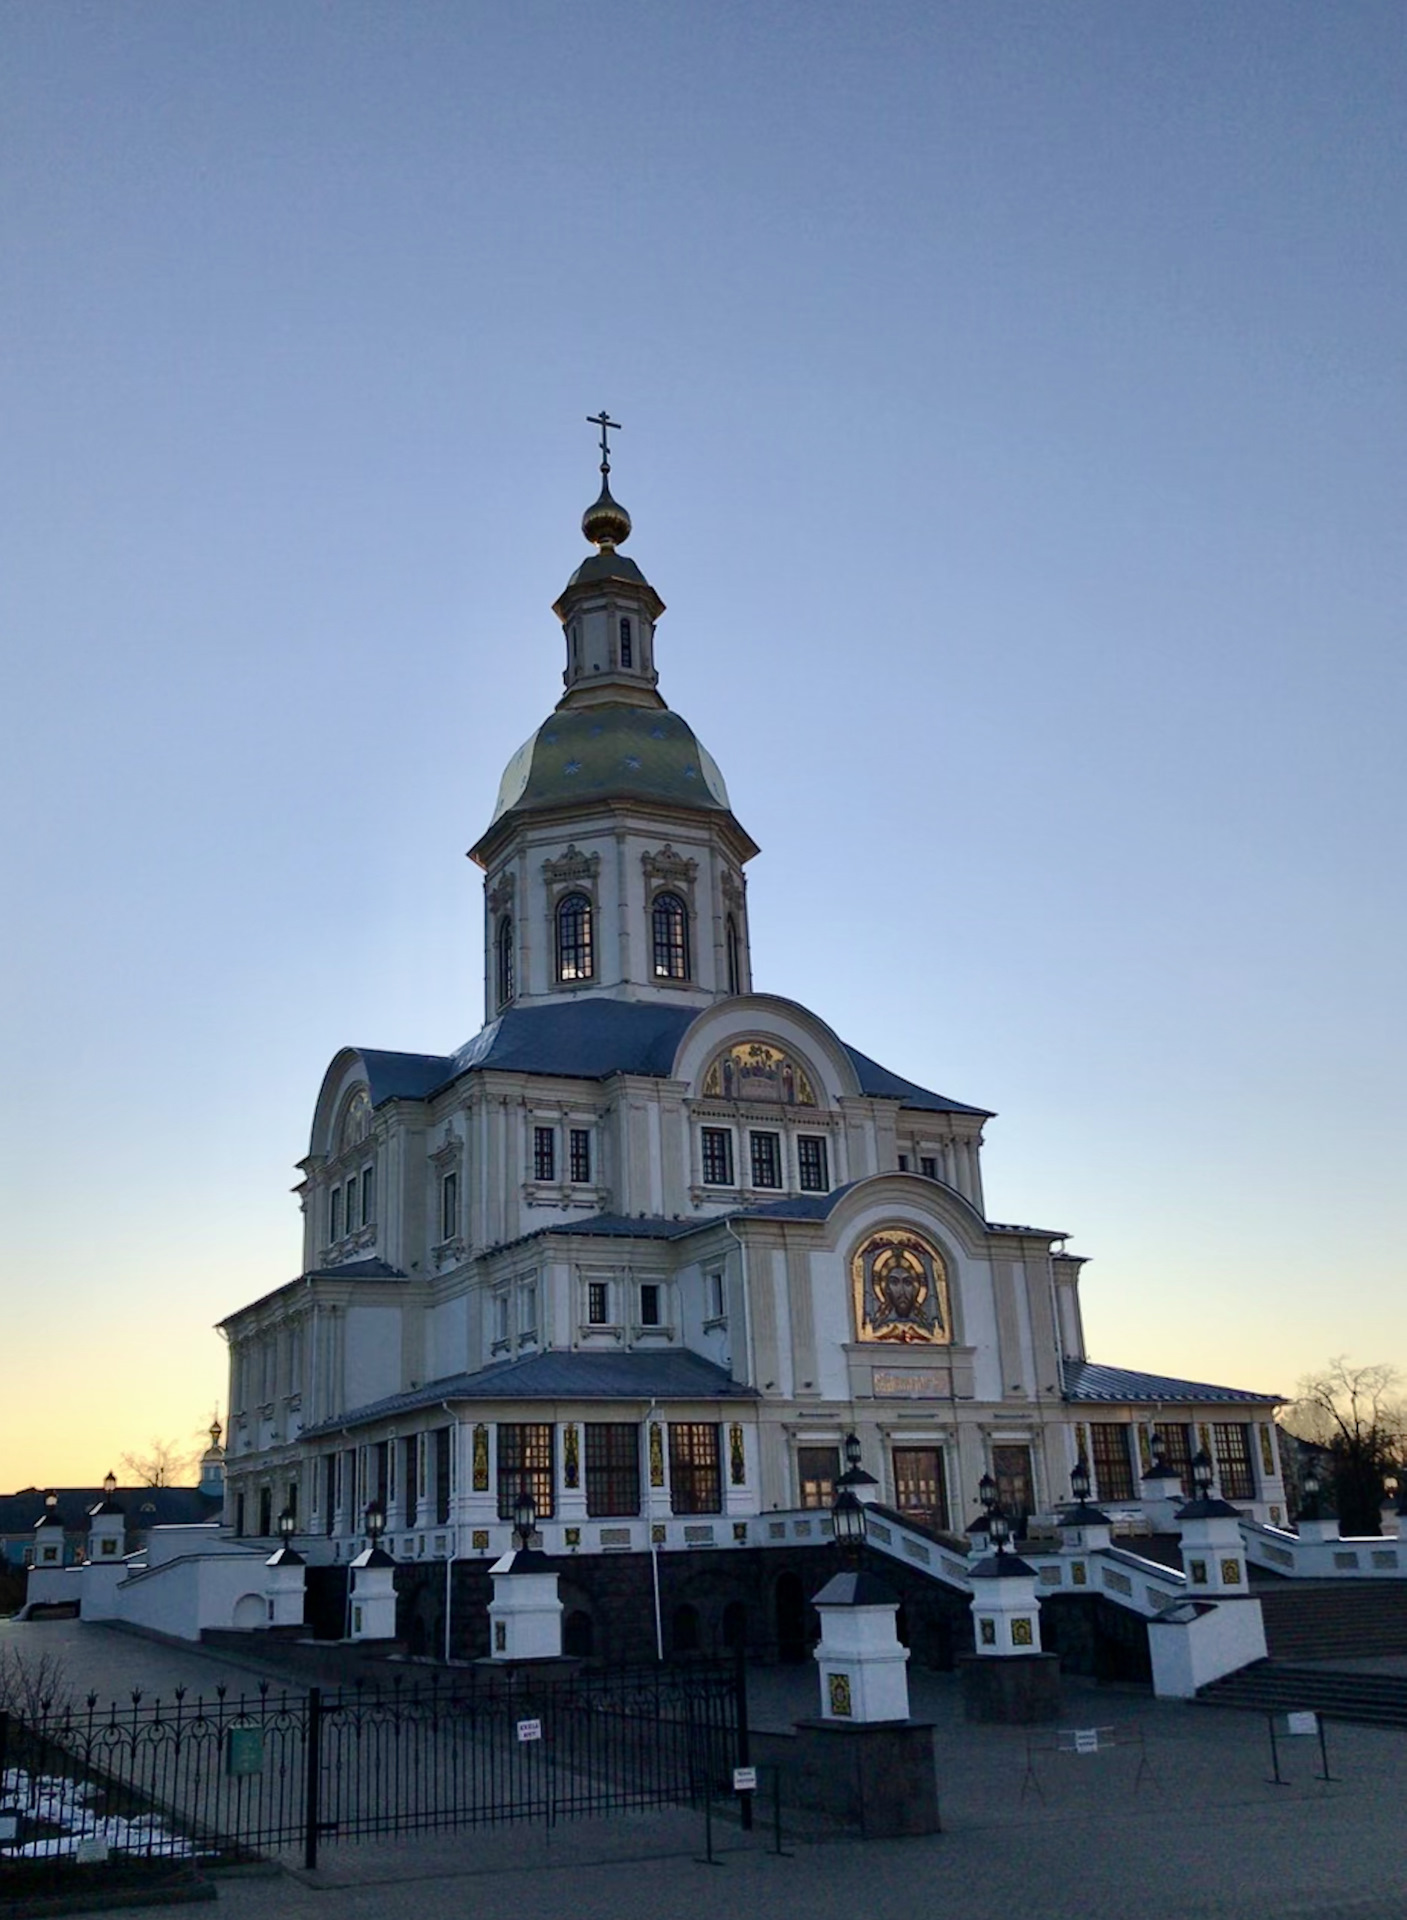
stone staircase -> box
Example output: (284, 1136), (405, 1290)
(1199, 1661), (1407, 1728)
(1256, 1580), (1407, 1661)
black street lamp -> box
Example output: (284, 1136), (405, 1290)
(831, 1486), (866, 1565)
(1070, 1456), (1092, 1506)
(987, 1504), (1011, 1558)
(365, 1499), (386, 1545)
(843, 1431), (862, 1474)
(1191, 1449), (1215, 1501)
(1300, 1454), (1322, 1522)
(978, 1472), (997, 1514)
(277, 1508), (296, 1545)
(102, 1471), (118, 1499)
(513, 1483), (537, 1553)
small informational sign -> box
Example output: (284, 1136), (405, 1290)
(1073, 1729), (1100, 1755)
(516, 1718), (542, 1743)
(1286, 1711), (1319, 1737)
(75, 1837), (110, 1864)
(732, 1767), (757, 1793)
(226, 1727), (265, 1777)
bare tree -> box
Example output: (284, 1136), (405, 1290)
(1282, 1357), (1405, 1535)
(0, 1643), (74, 1721)
(119, 1437), (199, 1487)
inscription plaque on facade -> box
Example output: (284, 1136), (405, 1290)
(873, 1367), (948, 1397)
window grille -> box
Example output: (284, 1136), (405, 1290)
(556, 892), (594, 981)
(533, 1126), (556, 1182)
(587, 1280), (609, 1325)
(797, 1135), (829, 1192)
(1090, 1423), (1135, 1503)
(701, 1128), (734, 1186)
(586, 1423), (640, 1516)
(639, 1283), (662, 1327)
(652, 891), (689, 979)
(569, 1128), (592, 1183)
(1213, 1423), (1256, 1501)
(496, 915), (514, 1006)
(668, 1423), (722, 1514)
(798, 1445), (839, 1509)
(497, 1423), (554, 1520)
(750, 1131), (782, 1189)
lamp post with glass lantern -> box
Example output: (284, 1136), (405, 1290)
(264, 1505), (307, 1628)
(86, 1472), (127, 1563)
(961, 1474), (1060, 1724)
(1173, 1447), (1254, 1590)
(348, 1498), (397, 1642)
(1057, 1454), (1113, 1554)
(835, 1430), (879, 1506)
(809, 1480), (910, 1725)
(486, 1478), (563, 1663)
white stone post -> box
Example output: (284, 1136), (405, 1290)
(348, 1546), (397, 1640)
(263, 1547), (306, 1628)
(1177, 1498), (1251, 1596)
(969, 1555), (1044, 1656)
(812, 1569), (910, 1724)
(487, 1548), (563, 1661)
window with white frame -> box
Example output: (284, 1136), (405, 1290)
(639, 1282), (662, 1327)
(569, 1127), (592, 1184)
(440, 1170), (459, 1242)
(749, 1130), (782, 1189)
(701, 1127), (734, 1186)
(587, 1280), (610, 1325)
(797, 1135), (829, 1192)
(533, 1126), (556, 1182)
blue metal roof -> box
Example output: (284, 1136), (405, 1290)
(302, 1349), (752, 1438)
(1062, 1360), (1281, 1406)
(351, 1000), (985, 1115)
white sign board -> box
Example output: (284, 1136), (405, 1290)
(76, 1838), (110, 1864)
(1286, 1711), (1319, 1737)
(0, 1813), (19, 1842)
(1073, 1728), (1100, 1755)
(516, 1718), (542, 1743)
(732, 1766), (757, 1792)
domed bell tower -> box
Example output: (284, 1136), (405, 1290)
(553, 411), (666, 712)
(469, 417), (758, 1020)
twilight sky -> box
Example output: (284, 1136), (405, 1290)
(2, 3), (1403, 1489)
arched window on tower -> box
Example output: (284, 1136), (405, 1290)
(496, 915), (515, 1008)
(652, 892), (689, 981)
(619, 617), (633, 669)
(556, 892), (594, 982)
(726, 915), (741, 995)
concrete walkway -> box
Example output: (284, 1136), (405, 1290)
(4, 1618), (1406, 1920)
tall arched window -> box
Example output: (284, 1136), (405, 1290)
(652, 891), (689, 980)
(725, 914), (741, 995)
(556, 892), (594, 981)
(496, 915), (514, 1007)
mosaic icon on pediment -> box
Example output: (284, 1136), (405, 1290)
(338, 1088), (371, 1152)
(851, 1228), (951, 1345)
(702, 1041), (815, 1106)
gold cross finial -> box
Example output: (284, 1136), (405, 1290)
(586, 409), (622, 475)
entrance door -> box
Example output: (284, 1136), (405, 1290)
(892, 1447), (949, 1533)
(991, 1444), (1034, 1535)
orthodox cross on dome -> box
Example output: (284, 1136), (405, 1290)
(586, 409), (622, 476)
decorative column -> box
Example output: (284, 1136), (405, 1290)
(464, 1423), (498, 1552)
(557, 1421), (588, 1533)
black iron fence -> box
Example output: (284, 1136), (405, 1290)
(0, 1661), (742, 1870)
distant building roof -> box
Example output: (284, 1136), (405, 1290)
(348, 1000), (987, 1117)
(302, 1349), (752, 1438)
(0, 1486), (220, 1537)
(1061, 1360), (1281, 1406)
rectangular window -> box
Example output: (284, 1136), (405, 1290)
(346, 1181), (359, 1232)
(1090, 1423), (1135, 1503)
(440, 1170), (458, 1242)
(587, 1280), (609, 1325)
(497, 1423), (555, 1520)
(435, 1426), (452, 1525)
(1154, 1423), (1194, 1496)
(797, 1135), (829, 1192)
(920, 1156), (937, 1180)
(402, 1437), (417, 1526)
(569, 1128), (592, 1184)
(668, 1422), (722, 1514)
(586, 1423), (640, 1517)
(533, 1126), (556, 1182)
(494, 1293), (510, 1345)
(707, 1269), (726, 1320)
(1213, 1423), (1256, 1502)
(330, 1186), (342, 1242)
(701, 1127), (734, 1186)
(639, 1283), (661, 1327)
(619, 617), (633, 668)
(897, 1154), (909, 1172)
(749, 1131), (782, 1189)
(519, 1284), (537, 1336)
(798, 1445), (840, 1510)
(361, 1165), (375, 1225)
(324, 1455), (337, 1535)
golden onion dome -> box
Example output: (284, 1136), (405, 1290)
(581, 479), (632, 551)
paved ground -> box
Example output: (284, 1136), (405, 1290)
(4, 1617), (1406, 1920)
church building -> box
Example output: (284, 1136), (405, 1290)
(218, 429), (1283, 1638)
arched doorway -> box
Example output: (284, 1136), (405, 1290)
(774, 1572), (807, 1663)
(671, 1603), (700, 1655)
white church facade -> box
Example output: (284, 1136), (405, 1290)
(218, 439), (1285, 1616)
